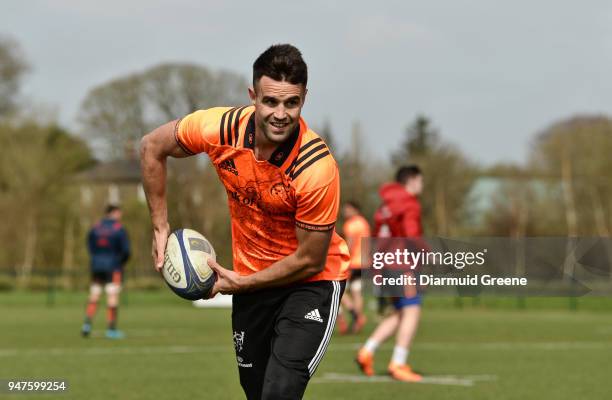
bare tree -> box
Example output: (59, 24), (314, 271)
(317, 118), (336, 152)
(79, 63), (247, 159)
(393, 115), (475, 235)
(531, 115), (612, 236)
(0, 35), (29, 117)
(0, 122), (92, 286)
(337, 121), (386, 219)
(529, 115), (612, 282)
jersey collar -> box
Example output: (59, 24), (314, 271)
(244, 112), (302, 168)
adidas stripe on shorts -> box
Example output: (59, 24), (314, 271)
(231, 280), (346, 400)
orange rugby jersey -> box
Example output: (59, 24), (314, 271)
(175, 106), (350, 282)
(343, 215), (371, 269)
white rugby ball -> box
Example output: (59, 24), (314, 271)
(163, 228), (217, 300)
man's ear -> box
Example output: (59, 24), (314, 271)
(248, 86), (256, 105)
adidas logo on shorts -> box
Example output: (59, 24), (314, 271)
(304, 309), (324, 323)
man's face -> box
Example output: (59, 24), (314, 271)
(248, 76), (306, 145)
(342, 204), (357, 219)
(109, 209), (122, 221)
(406, 175), (423, 196)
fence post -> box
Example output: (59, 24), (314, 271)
(516, 295), (526, 310)
(46, 270), (56, 307)
(454, 296), (463, 309)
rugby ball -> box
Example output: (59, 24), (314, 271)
(162, 229), (217, 300)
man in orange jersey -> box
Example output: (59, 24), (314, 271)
(140, 44), (349, 400)
(337, 201), (370, 334)
(356, 165), (424, 382)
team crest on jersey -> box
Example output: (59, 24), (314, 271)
(270, 182), (290, 201)
(233, 330), (245, 352)
(219, 159), (239, 175)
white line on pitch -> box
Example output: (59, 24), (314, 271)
(0, 345), (217, 357)
(329, 341), (612, 351)
(595, 326), (612, 334)
(312, 373), (498, 387)
(1, 341), (610, 358)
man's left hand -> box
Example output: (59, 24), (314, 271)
(207, 258), (248, 298)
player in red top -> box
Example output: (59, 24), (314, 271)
(140, 44), (349, 399)
(356, 165), (425, 382)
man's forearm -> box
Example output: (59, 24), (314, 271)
(140, 136), (169, 228)
(140, 120), (189, 229)
(241, 253), (324, 291)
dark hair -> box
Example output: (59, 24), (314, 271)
(253, 44), (308, 88)
(105, 204), (120, 214)
(395, 165), (422, 184)
(344, 201), (362, 213)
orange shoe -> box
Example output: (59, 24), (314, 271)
(352, 314), (367, 334)
(388, 363), (422, 382)
(355, 348), (375, 376)
(337, 314), (349, 335)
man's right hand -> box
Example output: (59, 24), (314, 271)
(152, 224), (171, 272)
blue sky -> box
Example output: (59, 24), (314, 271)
(3, 0), (612, 165)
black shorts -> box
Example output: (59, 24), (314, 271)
(232, 280), (345, 400)
(349, 269), (362, 282)
(91, 270), (122, 285)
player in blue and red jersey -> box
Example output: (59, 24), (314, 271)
(81, 204), (130, 339)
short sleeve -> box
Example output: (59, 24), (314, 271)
(175, 107), (229, 154)
(295, 168), (340, 232)
(342, 221), (351, 237)
(344, 220), (358, 237)
(356, 219), (371, 237)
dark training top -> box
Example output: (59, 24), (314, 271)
(87, 218), (130, 272)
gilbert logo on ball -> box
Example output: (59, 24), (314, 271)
(162, 229), (217, 300)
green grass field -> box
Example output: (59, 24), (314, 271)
(1, 291), (611, 399)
